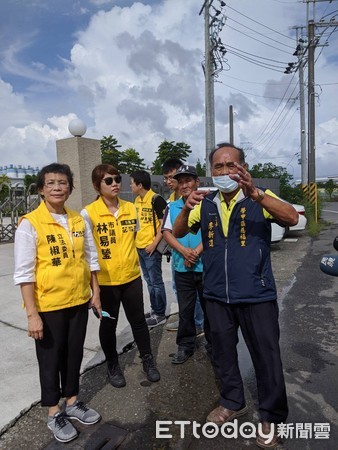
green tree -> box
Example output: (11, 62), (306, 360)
(119, 148), (146, 174)
(196, 159), (206, 176)
(151, 140), (191, 174)
(101, 135), (122, 168)
(0, 174), (10, 204)
(24, 174), (38, 194)
(324, 179), (337, 201)
(249, 162), (294, 200)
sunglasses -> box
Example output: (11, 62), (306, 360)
(102, 175), (122, 185)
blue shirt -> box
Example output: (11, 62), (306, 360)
(162, 198), (203, 273)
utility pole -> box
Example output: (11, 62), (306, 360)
(303, 0), (338, 222)
(200, 0), (215, 176)
(307, 20), (316, 190)
(291, 26), (308, 191)
(229, 105), (234, 144)
(298, 52), (307, 190)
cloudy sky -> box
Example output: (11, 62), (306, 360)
(0, 0), (337, 181)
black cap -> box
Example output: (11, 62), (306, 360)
(173, 164), (198, 179)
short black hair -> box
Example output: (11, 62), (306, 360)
(162, 158), (183, 174)
(37, 163), (74, 193)
(209, 142), (246, 166)
(91, 164), (119, 192)
(130, 170), (151, 190)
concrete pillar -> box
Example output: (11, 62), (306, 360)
(56, 137), (101, 211)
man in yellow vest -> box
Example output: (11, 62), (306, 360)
(131, 170), (167, 327)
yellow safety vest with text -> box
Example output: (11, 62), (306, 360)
(85, 197), (140, 285)
(134, 189), (161, 249)
(21, 201), (91, 312)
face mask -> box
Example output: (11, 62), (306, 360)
(212, 175), (239, 193)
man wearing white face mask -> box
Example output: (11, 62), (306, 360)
(173, 143), (299, 449)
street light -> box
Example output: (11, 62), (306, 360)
(68, 119), (87, 137)
(326, 142), (338, 147)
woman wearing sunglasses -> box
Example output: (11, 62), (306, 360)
(81, 164), (160, 388)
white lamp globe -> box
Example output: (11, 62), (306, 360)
(68, 119), (87, 137)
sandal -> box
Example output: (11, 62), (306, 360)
(206, 405), (248, 426)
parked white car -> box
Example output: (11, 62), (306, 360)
(289, 204), (307, 231)
(271, 222), (286, 243)
(271, 203), (307, 243)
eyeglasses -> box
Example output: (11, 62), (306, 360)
(163, 175), (175, 182)
(44, 180), (69, 189)
(102, 175), (122, 185)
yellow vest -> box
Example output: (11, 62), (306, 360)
(169, 192), (181, 202)
(21, 202), (91, 312)
(84, 197), (140, 285)
(134, 189), (161, 248)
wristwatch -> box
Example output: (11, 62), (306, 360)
(252, 188), (265, 202)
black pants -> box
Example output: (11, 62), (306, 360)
(99, 277), (151, 361)
(174, 271), (211, 354)
(206, 299), (288, 423)
(35, 302), (89, 407)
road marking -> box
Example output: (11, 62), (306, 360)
(322, 209), (338, 214)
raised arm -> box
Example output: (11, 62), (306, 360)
(232, 163), (299, 227)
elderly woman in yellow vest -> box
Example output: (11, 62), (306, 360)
(81, 164), (160, 389)
(13, 163), (101, 444)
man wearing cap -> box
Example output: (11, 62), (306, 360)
(162, 165), (211, 364)
(162, 158), (205, 336)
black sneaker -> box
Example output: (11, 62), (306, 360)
(47, 412), (78, 443)
(107, 360), (126, 388)
(146, 314), (166, 328)
(144, 310), (153, 319)
(171, 349), (193, 364)
(141, 354), (160, 382)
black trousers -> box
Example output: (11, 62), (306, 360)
(99, 277), (151, 361)
(206, 299), (288, 423)
(175, 271), (212, 354)
(35, 302), (89, 407)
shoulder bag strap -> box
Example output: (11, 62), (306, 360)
(151, 194), (158, 238)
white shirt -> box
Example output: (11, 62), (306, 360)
(13, 214), (100, 285)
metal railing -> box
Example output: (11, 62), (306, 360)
(0, 183), (40, 242)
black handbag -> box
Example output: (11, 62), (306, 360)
(152, 194), (171, 259)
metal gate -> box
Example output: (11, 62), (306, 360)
(0, 183), (40, 242)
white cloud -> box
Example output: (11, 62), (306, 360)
(0, 0), (337, 180)
(0, 110), (77, 168)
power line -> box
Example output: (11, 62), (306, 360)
(215, 79), (289, 99)
(224, 42), (292, 65)
(225, 23), (293, 55)
(225, 3), (295, 42)
(226, 16), (295, 50)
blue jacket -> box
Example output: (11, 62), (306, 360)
(167, 198), (203, 273)
(195, 190), (276, 304)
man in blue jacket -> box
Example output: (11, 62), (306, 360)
(173, 143), (298, 448)
(162, 165), (210, 364)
